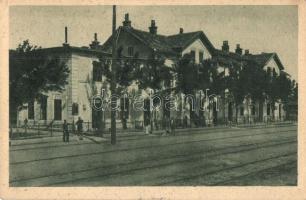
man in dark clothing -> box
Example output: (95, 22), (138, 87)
(170, 118), (175, 136)
(63, 120), (69, 143)
(76, 117), (83, 140)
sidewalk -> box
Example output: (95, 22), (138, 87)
(10, 120), (296, 145)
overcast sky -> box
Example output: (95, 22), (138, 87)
(9, 5), (298, 81)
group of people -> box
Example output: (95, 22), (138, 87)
(145, 117), (176, 136)
(62, 117), (84, 143)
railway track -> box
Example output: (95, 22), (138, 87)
(157, 152), (296, 186)
(10, 128), (296, 165)
(211, 160), (297, 186)
(10, 135), (296, 186)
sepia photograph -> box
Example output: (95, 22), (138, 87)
(5, 3), (300, 191)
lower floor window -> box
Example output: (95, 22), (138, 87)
(240, 107), (244, 116)
(28, 100), (34, 120)
(251, 105), (256, 115)
(54, 99), (62, 120)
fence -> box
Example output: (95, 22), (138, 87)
(9, 116), (296, 140)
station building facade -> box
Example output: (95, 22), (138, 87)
(14, 13), (287, 129)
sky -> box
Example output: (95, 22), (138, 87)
(9, 5), (298, 81)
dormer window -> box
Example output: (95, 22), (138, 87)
(128, 46), (134, 56)
(199, 51), (204, 62)
(190, 50), (196, 62)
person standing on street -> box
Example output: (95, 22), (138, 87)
(76, 117), (83, 140)
(170, 118), (175, 136)
(23, 118), (28, 137)
(63, 120), (69, 143)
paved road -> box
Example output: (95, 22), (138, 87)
(9, 124), (297, 186)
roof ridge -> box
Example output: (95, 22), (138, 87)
(167, 31), (202, 38)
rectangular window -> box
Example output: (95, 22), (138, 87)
(54, 99), (62, 120)
(251, 105), (256, 115)
(28, 100), (34, 120)
(40, 96), (47, 120)
(267, 103), (271, 115)
(72, 103), (79, 115)
(199, 51), (204, 62)
(240, 107), (244, 116)
(93, 65), (102, 82)
(128, 46), (134, 57)
(190, 50), (196, 61)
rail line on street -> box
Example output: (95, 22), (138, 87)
(211, 160), (297, 186)
(10, 128), (296, 165)
(10, 134), (296, 186)
(157, 152), (296, 186)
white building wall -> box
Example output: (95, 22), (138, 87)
(71, 53), (100, 124)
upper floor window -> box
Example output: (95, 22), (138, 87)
(190, 50), (196, 62)
(128, 46), (134, 57)
(199, 51), (204, 62)
(272, 68), (277, 76)
(72, 103), (79, 115)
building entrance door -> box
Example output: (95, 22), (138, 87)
(279, 104), (282, 120)
(259, 101), (263, 121)
(213, 101), (218, 125)
(228, 102), (233, 122)
(92, 108), (102, 130)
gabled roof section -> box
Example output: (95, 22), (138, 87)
(213, 49), (284, 70)
(243, 53), (284, 70)
(167, 31), (215, 54)
(100, 26), (215, 56)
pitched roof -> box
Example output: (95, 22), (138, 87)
(213, 49), (284, 70)
(244, 53), (284, 70)
(100, 26), (215, 55)
(167, 31), (215, 53)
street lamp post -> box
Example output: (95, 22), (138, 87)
(206, 89), (210, 125)
(110, 5), (117, 145)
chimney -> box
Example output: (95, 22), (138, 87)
(122, 13), (131, 27)
(245, 49), (250, 55)
(222, 41), (229, 52)
(149, 20), (157, 35)
(235, 44), (242, 55)
(63, 26), (69, 47)
(179, 28), (184, 34)
(89, 33), (100, 49)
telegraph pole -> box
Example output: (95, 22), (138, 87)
(110, 5), (117, 145)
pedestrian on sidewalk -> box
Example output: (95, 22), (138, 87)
(170, 118), (175, 136)
(165, 116), (170, 135)
(23, 118), (28, 137)
(76, 117), (84, 140)
(63, 120), (69, 143)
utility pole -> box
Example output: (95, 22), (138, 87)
(110, 5), (117, 145)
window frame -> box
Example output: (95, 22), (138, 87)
(190, 50), (196, 62)
(199, 51), (204, 62)
(128, 46), (134, 57)
(54, 99), (62, 121)
(28, 100), (35, 120)
(40, 96), (48, 120)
